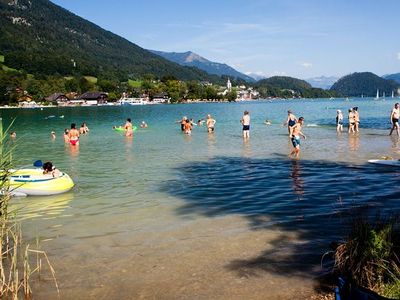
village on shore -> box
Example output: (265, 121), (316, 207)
(1, 79), (264, 108)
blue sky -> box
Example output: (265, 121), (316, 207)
(52, 0), (399, 79)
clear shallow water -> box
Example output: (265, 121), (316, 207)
(1, 98), (400, 299)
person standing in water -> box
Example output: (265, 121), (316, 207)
(353, 107), (360, 132)
(206, 114), (216, 133)
(285, 110), (297, 135)
(390, 103), (400, 136)
(68, 123), (80, 146)
(241, 110), (250, 139)
(289, 117), (306, 158)
(336, 110), (343, 132)
(124, 118), (133, 137)
(348, 109), (355, 133)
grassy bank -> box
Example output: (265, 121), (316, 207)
(0, 118), (58, 298)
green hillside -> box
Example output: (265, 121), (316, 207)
(330, 72), (399, 97)
(255, 76), (337, 98)
(0, 0), (219, 82)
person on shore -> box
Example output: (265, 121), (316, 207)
(285, 110), (297, 135)
(124, 118), (133, 137)
(140, 121), (148, 128)
(348, 109), (355, 133)
(353, 107), (360, 132)
(51, 131), (56, 139)
(63, 129), (70, 143)
(68, 123), (80, 146)
(289, 117), (306, 158)
(241, 110), (250, 139)
(42, 161), (61, 177)
(336, 110), (343, 132)
(183, 119), (192, 135)
(206, 114), (216, 133)
(389, 103), (400, 136)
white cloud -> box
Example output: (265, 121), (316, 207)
(300, 62), (313, 68)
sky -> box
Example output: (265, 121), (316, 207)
(51, 0), (400, 79)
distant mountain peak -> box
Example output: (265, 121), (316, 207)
(185, 52), (209, 63)
(150, 50), (255, 82)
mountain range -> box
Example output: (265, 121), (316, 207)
(383, 73), (400, 84)
(330, 72), (399, 97)
(0, 0), (222, 82)
(149, 50), (255, 82)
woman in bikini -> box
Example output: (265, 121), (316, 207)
(68, 123), (80, 145)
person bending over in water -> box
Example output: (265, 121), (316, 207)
(241, 110), (250, 139)
(206, 114), (216, 133)
(42, 161), (61, 177)
(124, 118), (133, 137)
(390, 103), (400, 136)
(289, 117), (306, 158)
(285, 110), (297, 136)
(336, 110), (343, 132)
(68, 123), (80, 145)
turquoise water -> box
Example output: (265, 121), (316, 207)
(1, 98), (400, 299)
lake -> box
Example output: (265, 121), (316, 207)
(1, 98), (400, 299)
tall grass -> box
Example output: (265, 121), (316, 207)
(333, 213), (400, 298)
(0, 118), (59, 299)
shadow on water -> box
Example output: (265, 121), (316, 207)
(160, 156), (400, 280)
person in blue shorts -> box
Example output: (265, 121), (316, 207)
(289, 117), (306, 158)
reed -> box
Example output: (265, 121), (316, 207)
(0, 118), (59, 299)
(332, 213), (400, 298)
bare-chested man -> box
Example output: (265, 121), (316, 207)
(289, 117), (306, 158)
(390, 103), (400, 136)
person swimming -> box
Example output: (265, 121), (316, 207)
(140, 121), (148, 128)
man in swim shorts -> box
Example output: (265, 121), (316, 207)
(241, 110), (250, 139)
(206, 114), (216, 133)
(390, 103), (400, 136)
(289, 117), (306, 158)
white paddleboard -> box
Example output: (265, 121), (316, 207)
(368, 159), (400, 166)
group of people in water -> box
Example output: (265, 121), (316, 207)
(9, 102), (400, 161)
(335, 107), (360, 133)
(177, 114), (216, 135)
(62, 122), (89, 145)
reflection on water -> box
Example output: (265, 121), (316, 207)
(290, 160), (304, 199)
(348, 134), (360, 151)
(11, 192), (74, 221)
(65, 143), (79, 158)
